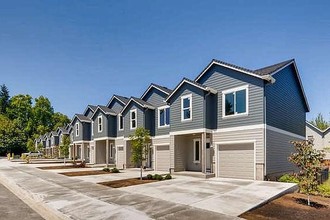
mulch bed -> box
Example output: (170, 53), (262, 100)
(240, 193), (330, 220)
(99, 178), (158, 188)
(60, 170), (113, 176)
(38, 165), (88, 170)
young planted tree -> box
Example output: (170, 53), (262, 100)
(289, 140), (325, 206)
(129, 127), (151, 180)
(59, 135), (70, 159)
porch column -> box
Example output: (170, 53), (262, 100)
(201, 132), (206, 173)
(81, 143), (85, 161)
(106, 139), (109, 167)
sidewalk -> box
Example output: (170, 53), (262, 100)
(0, 158), (237, 220)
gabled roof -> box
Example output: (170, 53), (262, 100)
(194, 59), (309, 112)
(121, 97), (155, 114)
(254, 59), (294, 76)
(141, 83), (172, 100)
(106, 94), (129, 108)
(50, 131), (58, 137)
(306, 121), (330, 133)
(71, 114), (92, 125)
(83, 105), (97, 117)
(91, 105), (117, 119)
(165, 78), (217, 102)
(56, 127), (69, 135)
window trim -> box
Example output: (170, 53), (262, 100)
(118, 114), (124, 131)
(193, 138), (200, 163)
(222, 85), (249, 118)
(98, 115), (103, 133)
(158, 105), (170, 128)
(75, 123), (79, 137)
(130, 109), (137, 130)
(181, 94), (192, 121)
(91, 121), (94, 136)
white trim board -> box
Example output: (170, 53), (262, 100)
(266, 125), (305, 140)
(169, 128), (213, 136)
(93, 137), (116, 141)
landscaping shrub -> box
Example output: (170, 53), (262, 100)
(146, 174), (153, 180)
(317, 183), (330, 197)
(153, 174), (163, 181)
(103, 167), (110, 172)
(278, 174), (299, 183)
(164, 174), (172, 180)
(111, 168), (120, 173)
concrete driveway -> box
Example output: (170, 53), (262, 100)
(0, 158), (297, 219)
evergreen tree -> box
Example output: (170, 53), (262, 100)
(310, 113), (329, 130)
(0, 84), (10, 114)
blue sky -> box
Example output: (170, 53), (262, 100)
(0, 0), (329, 121)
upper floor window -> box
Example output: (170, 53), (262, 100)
(130, 109), (137, 130)
(222, 85), (248, 117)
(181, 94), (192, 121)
(158, 106), (170, 127)
(118, 114), (124, 131)
(98, 116), (103, 132)
(75, 123), (79, 137)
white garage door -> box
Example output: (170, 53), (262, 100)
(156, 145), (170, 172)
(116, 146), (125, 169)
(218, 143), (254, 180)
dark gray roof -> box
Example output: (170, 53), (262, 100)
(50, 131), (58, 136)
(88, 105), (97, 112)
(151, 83), (172, 94)
(98, 105), (116, 115)
(166, 78), (217, 102)
(76, 114), (92, 123)
(115, 95), (129, 104)
(254, 59), (294, 76)
(131, 97), (154, 108)
(57, 127), (69, 135)
(195, 59), (294, 81)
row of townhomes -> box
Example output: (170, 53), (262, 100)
(35, 58), (309, 180)
(306, 122), (330, 159)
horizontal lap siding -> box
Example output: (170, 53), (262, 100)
(123, 103), (144, 137)
(170, 84), (205, 132)
(92, 112), (108, 139)
(213, 128), (264, 164)
(266, 129), (302, 175)
(306, 125), (324, 151)
(266, 65), (306, 136)
(143, 89), (170, 136)
(196, 65), (264, 129)
(152, 136), (170, 146)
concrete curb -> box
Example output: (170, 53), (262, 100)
(243, 183), (299, 213)
(0, 172), (71, 220)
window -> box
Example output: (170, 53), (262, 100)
(158, 106), (170, 127)
(181, 94), (192, 121)
(110, 143), (113, 158)
(98, 116), (103, 132)
(223, 85), (248, 117)
(91, 121), (94, 136)
(118, 114), (124, 131)
(75, 123), (79, 137)
(130, 109), (137, 129)
(193, 139), (200, 162)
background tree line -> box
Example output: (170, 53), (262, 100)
(0, 84), (70, 155)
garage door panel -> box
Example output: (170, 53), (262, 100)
(218, 143), (254, 180)
(156, 145), (170, 172)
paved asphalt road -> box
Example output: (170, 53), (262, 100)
(0, 183), (44, 220)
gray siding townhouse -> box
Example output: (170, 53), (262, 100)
(69, 105), (96, 161)
(50, 131), (60, 158)
(56, 126), (69, 157)
(89, 105), (117, 164)
(45, 133), (51, 156)
(34, 137), (42, 151)
(306, 122), (330, 159)
(113, 84), (172, 170)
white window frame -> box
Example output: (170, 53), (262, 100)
(130, 109), (137, 130)
(98, 115), (103, 133)
(158, 105), (170, 128)
(193, 138), (200, 163)
(222, 85), (249, 118)
(181, 94), (192, 121)
(91, 121), (94, 136)
(75, 123), (79, 137)
(118, 114), (124, 131)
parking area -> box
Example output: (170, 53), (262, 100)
(0, 158), (297, 219)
